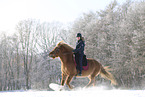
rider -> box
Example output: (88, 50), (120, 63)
(72, 33), (85, 76)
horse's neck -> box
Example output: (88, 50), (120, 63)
(59, 53), (73, 65)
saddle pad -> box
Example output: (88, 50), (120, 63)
(74, 57), (89, 70)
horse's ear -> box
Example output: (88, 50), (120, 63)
(57, 41), (64, 47)
(60, 40), (64, 43)
(59, 41), (64, 44)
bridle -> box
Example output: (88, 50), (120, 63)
(53, 47), (60, 56)
(54, 47), (73, 56)
(51, 45), (74, 58)
(63, 52), (73, 55)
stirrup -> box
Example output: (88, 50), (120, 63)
(77, 72), (82, 76)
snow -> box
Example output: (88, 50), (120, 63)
(0, 88), (145, 97)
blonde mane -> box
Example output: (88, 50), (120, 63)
(57, 41), (74, 51)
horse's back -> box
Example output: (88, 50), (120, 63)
(87, 58), (101, 66)
(87, 58), (101, 69)
(72, 56), (101, 76)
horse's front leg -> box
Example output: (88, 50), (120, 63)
(61, 73), (67, 86)
(66, 75), (74, 89)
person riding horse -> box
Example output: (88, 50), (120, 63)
(49, 41), (117, 89)
(72, 33), (85, 76)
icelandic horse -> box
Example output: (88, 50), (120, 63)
(49, 41), (117, 89)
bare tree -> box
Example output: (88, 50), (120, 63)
(15, 19), (39, 89)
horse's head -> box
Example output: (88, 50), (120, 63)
(49, 41), (74, 59)
(49, 41), (64, 58)
(49, 46), (60, 59)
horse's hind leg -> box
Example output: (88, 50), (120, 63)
(86, 75), (95, 88)
(86, 68), (100, 88)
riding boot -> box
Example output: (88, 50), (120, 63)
(77, 72), (82, 76)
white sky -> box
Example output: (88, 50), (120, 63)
(0, 0), (127, 35)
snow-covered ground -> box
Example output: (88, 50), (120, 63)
(0, 87), (145, 97)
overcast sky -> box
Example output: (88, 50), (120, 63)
(0, 0), (127, 35)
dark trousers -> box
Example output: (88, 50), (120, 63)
(75, 53), (84, 73)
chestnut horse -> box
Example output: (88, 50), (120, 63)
(49, 41), (117, 89)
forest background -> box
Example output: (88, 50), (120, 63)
(0, 0), (145, 91)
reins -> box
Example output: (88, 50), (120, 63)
(62, 52), (73, 55)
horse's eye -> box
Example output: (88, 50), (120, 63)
(56, 48), (59, 52)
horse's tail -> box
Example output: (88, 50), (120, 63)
(100, 66), (118, 85)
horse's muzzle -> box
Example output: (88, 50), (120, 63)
(49, 53), (55, 59)
(48, 53), (52, 57)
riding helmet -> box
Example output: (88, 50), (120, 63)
(76, 33), (82, 37)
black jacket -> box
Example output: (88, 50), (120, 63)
(73, 39), (85, 54)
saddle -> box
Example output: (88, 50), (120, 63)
(74, 54), (89, 70)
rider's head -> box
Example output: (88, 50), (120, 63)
(76, 33), (82, 40)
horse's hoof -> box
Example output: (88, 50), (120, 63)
(59, 86), (64, 91)
(59, 88), (63, 91)
(69, 85), (74, 90)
